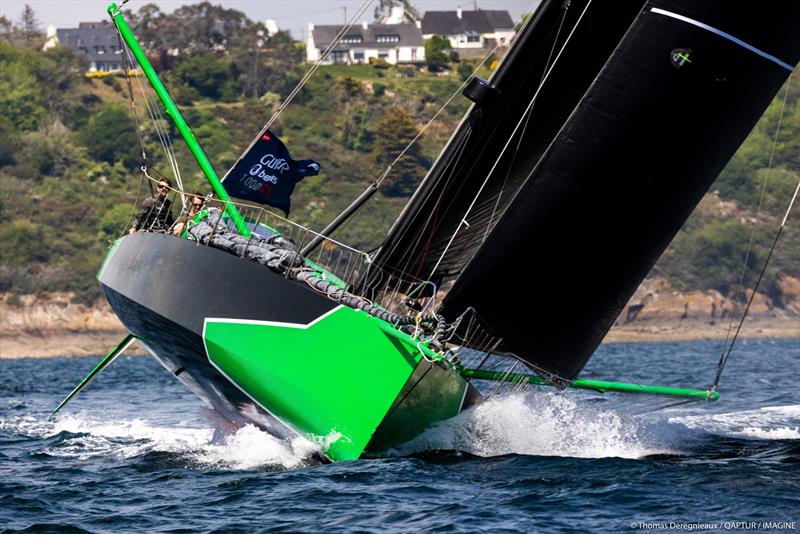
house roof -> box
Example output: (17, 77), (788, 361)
(421, 10), (514, 36)
(56, 22), (124, 64)
(311, 23), (424, 49)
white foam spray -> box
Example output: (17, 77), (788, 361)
(0, 412), (320, 469)
(391, 391), (675, 459)
(669, 405), (800, 440)
(4, 397), (796, 469)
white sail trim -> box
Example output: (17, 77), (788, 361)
(650, 7), (793, 71)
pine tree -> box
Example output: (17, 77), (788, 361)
(372, 107), (428, 197)
(19, 4), (41, 43)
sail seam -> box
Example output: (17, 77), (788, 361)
(650, 8), (793, 71)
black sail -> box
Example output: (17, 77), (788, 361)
(371, 0), (800, 381)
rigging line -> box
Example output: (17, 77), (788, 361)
(430, 0), (595, 277)
(393, 129), (476, 281)
(480, 1), (571, 246)
(717, 75), (792, 372)
(326, 42), (499, 282)
(269, 0), (374, 128)
(384, 121), (477, 276)
(115, 22), (148, 167)
(218, 0), (376, 186)
(374, 42), (504, 189)
(119, 171), (146, 237)
(130, 61), (185, 206)
(713, 172), (800, 388)
(373, 39), (512, 266)
(124, 44), (180, 183)
(373, 40), (503, 275)
(118, 32), (186, 208)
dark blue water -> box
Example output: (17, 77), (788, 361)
(2, 339), (798, 533)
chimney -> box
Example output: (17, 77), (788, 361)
(415, 20), (421, 29)
(362, 21), (369, 30)
(457, 7), (462, 19)
(308, 22), (315, 32)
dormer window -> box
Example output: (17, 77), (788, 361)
(376, 34), (400, 43)
(341, 35), (362, 44)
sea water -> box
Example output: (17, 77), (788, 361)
(1, 339), (798, 532)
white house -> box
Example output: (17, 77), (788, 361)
(306, 20), (425, 65)
(421, 8), (515, 50)
(43, 21), (129, 72)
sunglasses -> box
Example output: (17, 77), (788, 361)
(158, 184), (169, 190)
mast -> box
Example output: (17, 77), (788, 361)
(107, 2), (251, 238)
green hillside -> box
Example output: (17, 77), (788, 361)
(0, 6), (797, 306)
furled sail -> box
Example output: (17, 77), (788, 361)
(369, 0), (800, 382)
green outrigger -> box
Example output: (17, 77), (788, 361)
(55, 0), (800, 462)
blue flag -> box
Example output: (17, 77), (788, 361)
(224, 130), (320, 215)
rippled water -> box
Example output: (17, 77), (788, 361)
(1, 339), (798, 532)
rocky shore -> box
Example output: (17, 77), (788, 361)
(1, 278), (798, 359)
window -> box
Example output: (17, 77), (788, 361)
(332, 51), (349, 63)
(341, 35), (362, 44)
(375, 34), (400, 43)
(353, 52), (365, 61)
(378, 51), (389, 59)
(96, 45), (106, 54)
(467, 35), (480, 43)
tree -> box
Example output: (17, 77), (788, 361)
(372, 107), (428, 196)
(0, 16), (13, 39)
(79, 103), (140, 169)
(0, 53), (45, 131)
(424, 36), (450, 72)
(0, 117), (16, 167)
(172, 54), (239, 101)
(19, 4), (42, 43)
(229, 29), (302, 99)
(131, 1), (249, 54)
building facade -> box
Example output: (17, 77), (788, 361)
(421, 8), (515, 50)
(306, 21), (424, 65)
(44, 21), (130, 72)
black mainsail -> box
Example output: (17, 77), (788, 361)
(369, 0), (800, 382)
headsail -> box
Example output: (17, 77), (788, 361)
(368, 0), (800, 382)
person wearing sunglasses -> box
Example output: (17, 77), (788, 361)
(172, 193), (206, 236)
(129, 178), (176, 234)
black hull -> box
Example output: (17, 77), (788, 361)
(98, 233), (477, 457)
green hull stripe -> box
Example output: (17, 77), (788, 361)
(203, 306), (425, 461)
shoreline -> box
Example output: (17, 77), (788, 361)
(1, 320), (797, 360)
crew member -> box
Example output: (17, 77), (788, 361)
(129, 178), (175, 233)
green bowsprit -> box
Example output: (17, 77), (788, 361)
(458, 368), (719, 400)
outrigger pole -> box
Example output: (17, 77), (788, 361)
(53, 334), (137, 414)
(107, 2), (251, 238)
